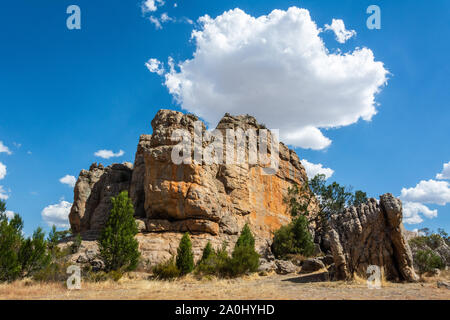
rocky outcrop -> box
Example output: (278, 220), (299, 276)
(69, 109), (313, 265)
(129, 134), (152, 218)
(69, 162), (133, 234)
(68, 109), (417, 281)
(328, 194), (419, 282)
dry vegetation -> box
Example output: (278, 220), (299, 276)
(0, 271), (449, 300)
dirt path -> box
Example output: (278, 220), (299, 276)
(1, 273), (449, 300)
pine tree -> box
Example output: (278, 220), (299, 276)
(18, 227), (51, 277)
(229, 224), (259, 275)
(291, 215), (314, 256)
(200, 241), (213, 263)
(0, 201), (23, 282)
(176, 233), (194, 275)
(235, 224), (255, 248)
(98, 191), (140, 272)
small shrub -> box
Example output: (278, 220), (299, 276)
(225, 224), (259, 277)
(70, 234), (82, 254)
(153, 258), (180, 280)
(272, 215), (314, 259)
(107, 270), (123, 282)
(415, 249), (445, 274)
(33, 260), (71, 282)
(176, 233), (194, 275)
(199, 241), (214, 264)
(195, 242), (228, 276)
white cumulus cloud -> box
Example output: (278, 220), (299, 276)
(145, 58), (165, 75)
(0, 162), (6, 180)
(0, 141), (12, 155)
(59, 175), (76, 188)
(324, 18), (356, 43)
(142, 0), (164, 13)
(41, 200), (72, 228)
(400, 179), (450, 206)
(0, 186), (9, 200)
(301, 159), (334, 180)
(149, 7), (388, 149)
(436, 161), (450, 180)
(94, 149), (125, 159)
(402, 202), (437, 225)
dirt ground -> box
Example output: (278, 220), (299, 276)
(1, 271), (449, 300)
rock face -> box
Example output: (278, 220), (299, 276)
(69, 162), (133, 234)
(69, 109), (312, 265)
(328, 194), (419, 282)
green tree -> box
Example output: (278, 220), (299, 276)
(352, 190), (368, 207)
(272, 215), (314, 259)
(47, 225), (71, 250)
(98, 191), (140, 272)
(228, 224), (259, 276)
(415, 249), (445, 274)
(176, 232), (194, 275)
(18, 227), (51, 277)
(235, 224), (255, 248)
(199, 241), (213, 264)
(0, 202), (23, 282)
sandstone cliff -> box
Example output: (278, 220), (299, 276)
(68, 109), (418, 282)
(69, 109), (313, 264)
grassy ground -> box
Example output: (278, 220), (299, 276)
(1, 270), (449, 300)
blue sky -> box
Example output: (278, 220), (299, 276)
(0, 0), (449, 236)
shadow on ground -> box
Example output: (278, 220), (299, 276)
(282, 272), (330, 283)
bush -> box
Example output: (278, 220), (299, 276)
(33, 260), (71, 282)
(153, 258), (180, 280)
(195, 242), (229, 277)
(415, 249), (445, 274)
(98, 191), (140, 272)
(176, 233), (194, 275)
(272, 215), (314, 259)
(18, 227), (51, 278)
(195, 226), (260, 278)
(70, 234), (82, 254)
(199, 241), (214, 264)
(221, 224), (259, 277)
(82, 265), (123, 282)
(0, 209), (23, 282)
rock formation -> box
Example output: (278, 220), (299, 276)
(68, 109), (418, 282)
(328, 194), (419, 282)
(69, 109), (313, 265)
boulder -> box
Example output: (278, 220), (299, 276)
(275, 260), (298, 274)
(328, 194), (419, 282)
(258, 258), (276, 273)
(317, 255), (334, 266)
(301, 258), (326, 273)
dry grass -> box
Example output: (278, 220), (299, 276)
(0, 272), (449, 300)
